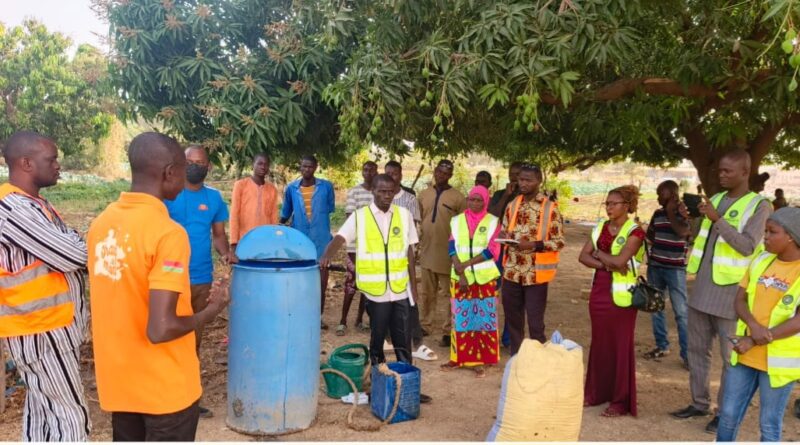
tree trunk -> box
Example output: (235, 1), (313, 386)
(688, 149), (768, 196)
(684, 120), (777, 196)
(683, 124), (721, 195)
(688, 156), (721, 196)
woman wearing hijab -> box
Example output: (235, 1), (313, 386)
(441, 185), (502, 378)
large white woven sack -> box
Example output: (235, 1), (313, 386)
(486, 333), (584, 442)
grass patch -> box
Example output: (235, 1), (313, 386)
(42, 180), (130, 213)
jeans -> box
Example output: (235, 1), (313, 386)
(716, 364), (795, 442)
(647, 266), (688, 361)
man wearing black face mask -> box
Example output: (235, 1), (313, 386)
(164, 145), (232, 419)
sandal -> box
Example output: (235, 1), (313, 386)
(335, 324), (346, 336)
(440, 362), (458, 371)
(474, 366), (486, 379)
(412, 345), (438, 361)
(643, 347), (670, 360)
(356, 322), (370, 332)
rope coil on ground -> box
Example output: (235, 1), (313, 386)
(319, 362), (402, 432)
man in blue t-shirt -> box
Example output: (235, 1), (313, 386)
(165, 145), (232, 418)
(166, 145), (232, 343)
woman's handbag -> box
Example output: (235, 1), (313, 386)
(630, 276), (665, 313)
(625, 239), (666, 313)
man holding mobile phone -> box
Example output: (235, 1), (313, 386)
(669, 150), (771, 434)
(643, 181), (691, 368)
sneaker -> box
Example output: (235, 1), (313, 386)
(643, 347), (670, 360)
(705, 416), (719, 434)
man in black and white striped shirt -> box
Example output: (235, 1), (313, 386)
(0, 131), (91, 441)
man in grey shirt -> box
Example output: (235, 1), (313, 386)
(670, 150), (771, 434)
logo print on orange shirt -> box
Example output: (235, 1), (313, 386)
(94, 229), (127, 281)
(162, 261), (184, 273)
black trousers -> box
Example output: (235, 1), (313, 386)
(501, 281), (549, 355)
(385, 302), (423, 347)
(408, 303), (424, 346)
(112, 400), (200, 442)
(367, 299), (412, 365)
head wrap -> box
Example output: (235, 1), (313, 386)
(465, 185), (490, 235)
(768, 207), (800, 245)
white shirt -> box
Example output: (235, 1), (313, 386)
(337, 203), (419, 302)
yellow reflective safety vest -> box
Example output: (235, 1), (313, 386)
(450, 213), (501, 285)
(355, 205), (410, 297)
(687, 191), (765, 285)
(591, 219), (644, 308)
(731, 252), (800, 387)
(0, 183), (73, 337)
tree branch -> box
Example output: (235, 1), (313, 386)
(549, 153), (614, 174)
(540, 70), (773, 108)
(748, 113), (800, 165)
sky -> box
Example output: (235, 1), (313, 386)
(2, 0), (107, 49)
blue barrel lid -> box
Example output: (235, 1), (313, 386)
(235, 225), (318, 261)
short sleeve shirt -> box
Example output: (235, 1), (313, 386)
(338, 204), (418, 302)
(165, 185), (229, 284)
(344, 184), (374, 252)
(87, 192), (201, 414)
(737, 259), (800, 371)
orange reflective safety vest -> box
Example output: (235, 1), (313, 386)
(0, 183), (73, 337)
(503, 195), (560, 283)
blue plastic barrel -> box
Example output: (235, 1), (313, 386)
(370, 362), (421, 424)
(227, 226), (321, 435)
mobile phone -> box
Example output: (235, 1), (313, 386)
(682, 193), (702, 218)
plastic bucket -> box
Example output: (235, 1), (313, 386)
(370, 362), (420, 424)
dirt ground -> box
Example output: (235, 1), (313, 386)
(3, 223), (800, 441)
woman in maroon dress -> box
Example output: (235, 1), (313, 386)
(579, 185), (645, 417)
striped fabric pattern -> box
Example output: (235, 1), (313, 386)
(647, 208), (688, 268)
(0, 192), (91, 441)
(15, 342), (91, 441)
(345, 184), (375, 252)
(392, 189), (421, 222)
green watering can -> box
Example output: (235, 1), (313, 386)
(320, 343), (369, 399)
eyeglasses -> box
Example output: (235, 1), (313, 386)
(603, 201), (628, 208)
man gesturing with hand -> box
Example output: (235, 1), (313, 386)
(88, 133), (230, 441)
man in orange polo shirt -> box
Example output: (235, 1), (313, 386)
(87, 132), (229, 441)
